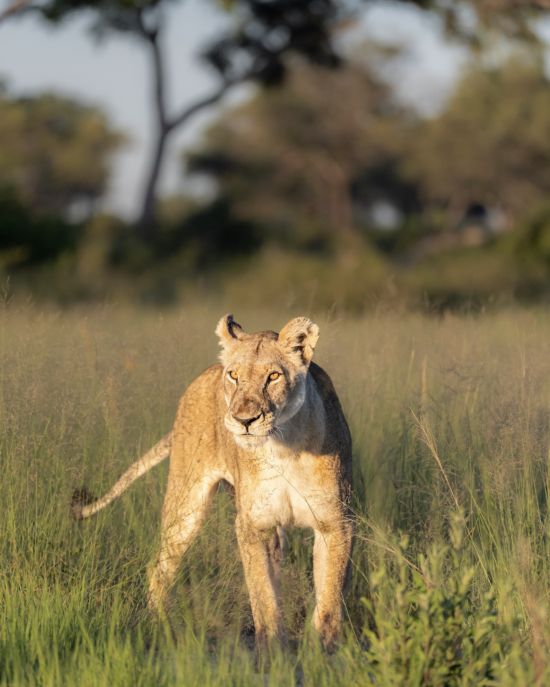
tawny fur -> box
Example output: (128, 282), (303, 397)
(73, 315), (354, 653)
(72, 432), (172, 520)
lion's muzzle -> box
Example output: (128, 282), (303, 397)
(233, 411), (263, 430)
(225, 408), (274, 439)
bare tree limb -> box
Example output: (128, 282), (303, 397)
(137, 75), (247, 234)
(149, 32), (168, 130)
(167, 76), (246, 133)
(138, 55), (274, 231)
(481, 0), (550, 9)
(136, 10), (169, 131)
(0, 0), (32, 25)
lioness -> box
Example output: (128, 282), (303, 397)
(73, 314), (354, 652)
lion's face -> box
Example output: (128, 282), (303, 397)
(216, 315), (320, 449)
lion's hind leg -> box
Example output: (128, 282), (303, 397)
(236, 517), (289, 654)
(266, 526), (285, 603)
(147, 472), (221, 614)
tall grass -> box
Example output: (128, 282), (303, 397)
(2, 301), (550, 684)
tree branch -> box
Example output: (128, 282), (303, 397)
(166, 49), (287, 133)
(482, 0), (550, 9)
(166, 76), (246, 133)
(0, 0), (32, 25)
(137, 10), (168, 131)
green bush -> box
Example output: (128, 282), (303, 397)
(361, 512), (529, 686)
(0, 187), (81, 266)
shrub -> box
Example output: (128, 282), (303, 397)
(362, 513), (530, 686)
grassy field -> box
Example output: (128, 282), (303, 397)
(3, 301), (550, 685)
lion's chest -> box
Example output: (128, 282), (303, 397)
(236, 444), (338, 531)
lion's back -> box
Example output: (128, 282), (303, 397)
(309, 362), (352, 480)
(171, 364), (227, 462)
(181, 364), (224, 409)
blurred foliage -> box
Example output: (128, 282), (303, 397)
(39, 0), (342, 87)
(29, 0), (349, 232)
(0, 186), (81, 268)
(403, 53), (550, 227)
(109, 198), (261, 272)
(9, 27), (550, 309)
(0, 91), (124, 216)
(188, 62), (407, 243)
(188, 51), (550, 243)
(9, 0), (550, 234)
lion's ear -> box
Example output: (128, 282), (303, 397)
(216, 314), (245, 349)
(277, 317), (319, 366)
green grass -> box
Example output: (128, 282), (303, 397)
(3, 301), (550, 684)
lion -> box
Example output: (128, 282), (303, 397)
(73, 314), (354, 653)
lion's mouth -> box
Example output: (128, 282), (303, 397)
(224, 413), (273, 437)
(227, 425), (272, 438)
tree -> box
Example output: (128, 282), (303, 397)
(402, 54), (550, 227)
(187, 62), (406, 240)
(6, 0), (349, 239)
(0, 90), (124, 216)
(4, 0), (510, 239)
(0, 0), (32, 25)
(5, 0), (543, 238)
(0, 186), (81, 266)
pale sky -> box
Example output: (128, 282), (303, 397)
(0, 0), (466, 219)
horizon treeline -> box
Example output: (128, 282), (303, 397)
(4, 38), (550, 310)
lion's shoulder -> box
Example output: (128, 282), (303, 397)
(308, 362), (337, 402)
(196, 363), (224, 381)
(309, 362), (351, 456)
(185, 363), (223, 391)
(178, 364), (223, 411)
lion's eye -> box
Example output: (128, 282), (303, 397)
(269, 372), (280, 381)
(229, 371), (238, 380)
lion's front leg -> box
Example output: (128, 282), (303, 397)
(266, 525), (285, 602)
(312, 522), (354, 653)
(236, 515), (289, 653)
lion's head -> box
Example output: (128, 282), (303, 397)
(216, 314), (320, 449)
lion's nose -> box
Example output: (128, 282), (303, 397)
(233, 413), (262, 429)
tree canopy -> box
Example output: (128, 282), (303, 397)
(0, 91), (124, 216)
(12, 0), (349, 233)
(403, 54), (550, 227)
(187, 47), (550, 244)
(188, 61), (406, 243)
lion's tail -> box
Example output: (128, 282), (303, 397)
(71, 431), (173, 520)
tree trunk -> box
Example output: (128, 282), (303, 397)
(136, 125), (169, 242)
(135, 14), (241, 240)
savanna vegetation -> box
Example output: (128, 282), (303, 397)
(9, 47), (550, 310)
(3, 299), (550, 684)
(5, 0), (550, 683)
(6, 2), (550, 311)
